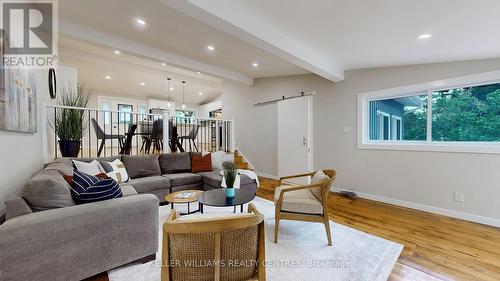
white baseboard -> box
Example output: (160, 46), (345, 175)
(332, 188), (500, 228)
(257, 172), (279, 180)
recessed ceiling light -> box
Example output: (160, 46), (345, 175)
(197, 71), (201, 75)
(161, 62), (167, 66)
(418, 34), (432, 40)
(198, 92), (203, 96)
(207, 45), (215, 51)
(105, 75), (111, 80)
(136, 18), (146, 26)
(140, 82), (146, 86)
(170, 87), (174, 91)
(252, 62), (259, 67)
(113, 50), (121, 55)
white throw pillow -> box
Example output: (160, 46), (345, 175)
(72, 160), (104, 176)
(105, 159), (129, 183)
(211, 151), (233, 171)
(310, 170), (329, 201)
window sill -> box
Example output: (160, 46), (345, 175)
(358, 141), (500, 154)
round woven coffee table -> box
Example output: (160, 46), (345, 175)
(165, 190), (204, 215)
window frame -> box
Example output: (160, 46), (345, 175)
(357, 70), (500, 154)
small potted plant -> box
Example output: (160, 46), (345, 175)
(51, 86), (91, 157)
(222, 161), (237, 198)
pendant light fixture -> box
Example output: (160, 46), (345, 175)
(166, 77), (171, 107)
(182, 80), (186, 110)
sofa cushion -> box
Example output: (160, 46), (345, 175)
(122, 155), (161, 179)
(191, 154), (212, 173)
(163, 173), (202, 187)
(159, 152), (191, 174)
(70, 171), (123, 204)
(119, 184), (138, 197)
(199, 171), (255, 188)
(274, 185), (323, 215)
(44, 158), (74, 176)
(128, 176), (171, 193)
(20, 169), (76, 212)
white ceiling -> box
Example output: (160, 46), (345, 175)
(58, 0), (309, 84)
(170, 0), (500, 80)
(60, 37), (222, 105)
(59, 0), (500, 84)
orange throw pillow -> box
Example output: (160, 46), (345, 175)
(191, 154), (212, 173)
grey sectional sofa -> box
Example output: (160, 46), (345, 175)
(0, 152), (257, 281)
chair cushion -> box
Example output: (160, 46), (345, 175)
(311, 170), (329, 201)
(20, 169), (76, 212)
(70, 171), (122, 204)
(274, 185), (323, 215)
(163, 173), (202, 187)
(191, 154), (212, 173)
(128, 176), (171, 193)
(122, 155), (161, 179)
(159, 152), (191, 174)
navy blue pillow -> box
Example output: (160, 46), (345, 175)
(71, 170), (122, 204)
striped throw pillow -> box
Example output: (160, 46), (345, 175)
(71, 170), (123, 204)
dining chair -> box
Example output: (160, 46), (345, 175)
(91, 118), (125, 157)
(161, 203), (266, 281)
(119, 124), (137, 155)
(274, 169), (337, 246)
(178, 124), (200, 152)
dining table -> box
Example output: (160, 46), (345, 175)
(120, 121), (185, 154)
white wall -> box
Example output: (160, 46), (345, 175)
(222, 58), (500, 225)
(199, 95), (222, 118)
(0, 66), (77, 219)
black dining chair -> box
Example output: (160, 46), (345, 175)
(91, 118), (125, 157)
(144, 119), (163, 154)
(178, 124), (200, 152)
(120, 124), (137, 155)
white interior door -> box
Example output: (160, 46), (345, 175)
(277, 96), (313, 183)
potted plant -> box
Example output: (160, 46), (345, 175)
(222, 161), (237, 198)
(51, 86), (91, 157)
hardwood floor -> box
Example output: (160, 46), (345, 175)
(89, 178), (500, 281)
(257, 177), (500, 281)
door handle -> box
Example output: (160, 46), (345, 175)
(302, 136), (307, 146)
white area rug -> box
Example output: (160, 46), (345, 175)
(109, 197), (403, 281)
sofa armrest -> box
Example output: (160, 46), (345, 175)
(5, 196), (33, 220)
(0, 194), (159, 281)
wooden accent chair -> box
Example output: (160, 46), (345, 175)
(274, 170), (337, 246)
(161, 203), (266, 281)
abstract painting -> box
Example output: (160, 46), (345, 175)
(0, 30), (37, 133)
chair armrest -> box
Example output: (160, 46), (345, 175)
(276, 183), (323, 203)
(278, 172), (315, 185)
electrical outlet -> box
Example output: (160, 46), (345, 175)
(454, 192), (465, 202)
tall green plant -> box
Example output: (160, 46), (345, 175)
(222, 161), (237, 188)
(51, 87), (91, 141)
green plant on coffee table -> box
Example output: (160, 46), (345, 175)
(222, 161), (237, 188)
